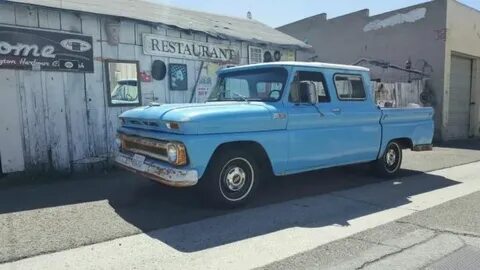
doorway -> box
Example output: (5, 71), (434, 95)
(446, 55), (473, 140)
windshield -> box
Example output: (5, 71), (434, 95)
(208, 67), (288, 102)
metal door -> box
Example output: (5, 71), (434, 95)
(447, 56), (473, 140)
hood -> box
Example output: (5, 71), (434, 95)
(119, 102), (287, 134)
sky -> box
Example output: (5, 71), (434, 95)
(152, 0), (480, 27)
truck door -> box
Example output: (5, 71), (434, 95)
(286, 69), (344, 173)
(328, 73), (382, 163)
(286, 69), (382, 174)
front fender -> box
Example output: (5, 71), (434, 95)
(117, 127), (288, 179)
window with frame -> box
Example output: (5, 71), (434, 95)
(289, 71), (330, 103)
(249, 46), (263, 64)
(334, 74), (366, 100)
(106, 60), (142, 106)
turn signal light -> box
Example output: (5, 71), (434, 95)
(166, 122), (180, 130)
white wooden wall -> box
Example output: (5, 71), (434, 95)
(0, 2), (279, 174)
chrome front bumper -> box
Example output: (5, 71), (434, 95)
(115, 152), (198, 187)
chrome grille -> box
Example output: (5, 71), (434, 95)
(120, 135), (168, 162)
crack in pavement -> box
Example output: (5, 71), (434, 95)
(349, 236), (401, 249)
(396, 220), (480, 239)
(353, 220), (480, 270)
(355, 232), (439, 270)
(421, 244), (468, 270)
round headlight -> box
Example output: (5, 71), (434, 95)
(167, 144), (178, 164)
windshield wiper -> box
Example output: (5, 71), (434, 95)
(232, 93), (248, 102)
(208, 89), (249, 102)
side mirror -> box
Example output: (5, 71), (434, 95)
(299, 81), (318, 104)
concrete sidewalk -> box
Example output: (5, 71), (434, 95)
(259, 191), (480, 270)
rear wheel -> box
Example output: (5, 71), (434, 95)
(373, 141), (403, 178)
(199, 149), (260, 208)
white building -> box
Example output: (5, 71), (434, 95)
(0, 0), (309, 174)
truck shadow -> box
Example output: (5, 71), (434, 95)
(114, 165), (459, 252)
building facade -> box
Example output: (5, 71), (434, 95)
(279, 0), (480, 142)
(0, 0), (308, 174)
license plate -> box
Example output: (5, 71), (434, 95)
(132, 154), (146, 169)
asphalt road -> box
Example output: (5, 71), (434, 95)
(0, 140), (479, 265)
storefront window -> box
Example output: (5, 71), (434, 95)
(106, 60), (142, 106)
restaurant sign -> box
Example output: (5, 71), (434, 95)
(0, 26), (94, 72)
(143, 34), (240, 63)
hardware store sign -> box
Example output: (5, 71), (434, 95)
(0, 26), (94, 72)
(143, 34), (240, 63)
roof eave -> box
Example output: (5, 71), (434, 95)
(6, 0), (311, 49)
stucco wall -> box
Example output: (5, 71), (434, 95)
(445, 0), (480, 138)
(279, 1), (448, 139)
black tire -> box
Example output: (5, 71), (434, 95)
(198, 148), (260, 208)
(373, 141), (403, 178)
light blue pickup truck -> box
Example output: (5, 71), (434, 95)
(115, 62), (434, 207)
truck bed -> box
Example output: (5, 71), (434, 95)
(380, 107), (434, 155)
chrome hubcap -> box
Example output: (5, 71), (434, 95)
(386, 149), (397, 166)
(225, 167), (246, 192)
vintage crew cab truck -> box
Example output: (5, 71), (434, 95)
(115, 62), (434, 207)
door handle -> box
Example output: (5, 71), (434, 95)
(331, 108), (342, 113)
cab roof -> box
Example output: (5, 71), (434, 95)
(221, 62), (370, 73)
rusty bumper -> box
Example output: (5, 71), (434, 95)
(115, 152), (198, 187)
(413, 144), (433, 152)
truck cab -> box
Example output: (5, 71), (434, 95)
(115, 62), (434, 207)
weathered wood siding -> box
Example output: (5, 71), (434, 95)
(373, 80), (426, 107)
(0, 2), (291, 174)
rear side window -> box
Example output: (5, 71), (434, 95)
(334, 74), (366, 100)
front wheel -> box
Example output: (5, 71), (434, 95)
(373, 141), (403, 178)
(198, 149), (260, 208)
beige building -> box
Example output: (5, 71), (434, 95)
(279, 0), (480, 141)
(444, 0), (480, 141)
